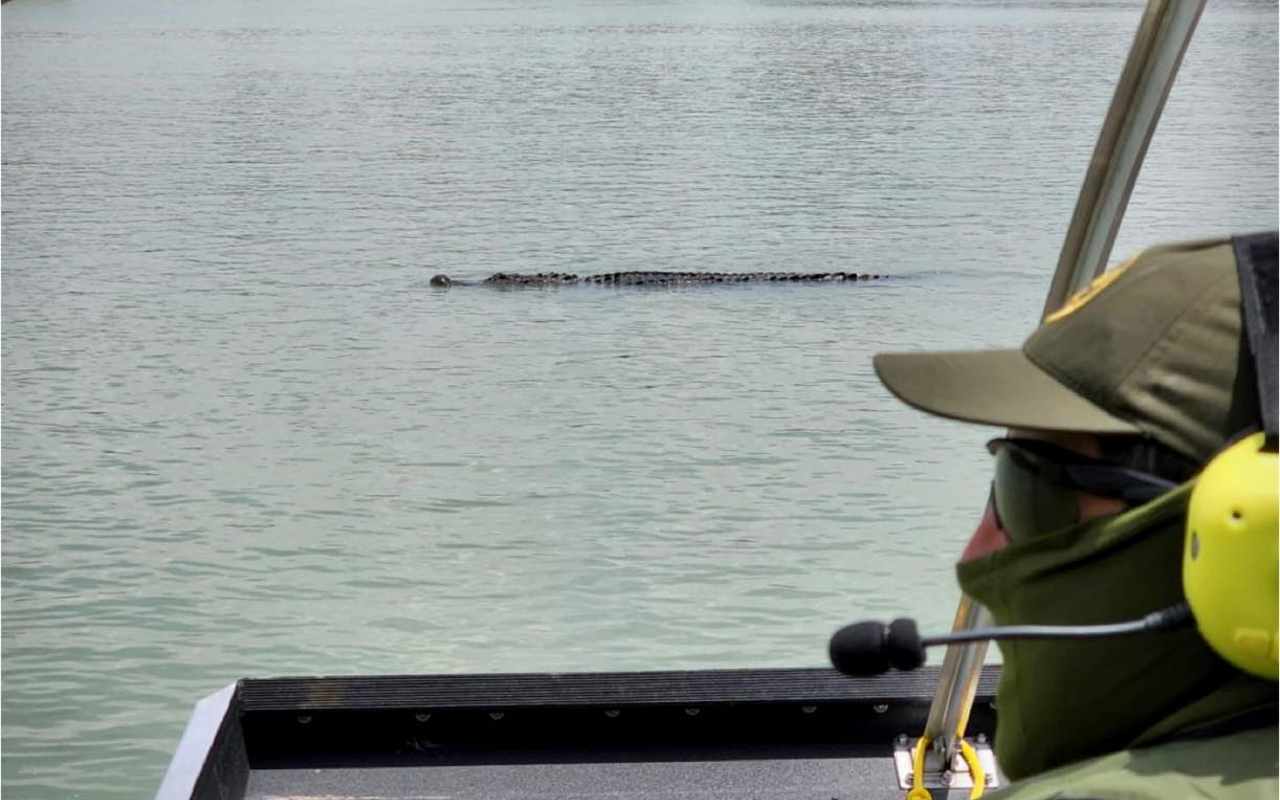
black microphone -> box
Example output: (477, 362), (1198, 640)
(829, 603), (1193, 677)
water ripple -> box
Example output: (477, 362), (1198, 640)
(3, 2), (1277, 798)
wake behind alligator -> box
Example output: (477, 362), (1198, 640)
(430, 270), (886, 288)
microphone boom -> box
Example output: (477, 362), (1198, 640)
(830, 604), (1192, 677)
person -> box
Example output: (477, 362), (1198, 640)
(871, 235), (1278, 799)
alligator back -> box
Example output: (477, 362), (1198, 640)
(429, 271), (885, 287)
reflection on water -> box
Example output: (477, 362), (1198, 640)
(2, 1), (1277, 797)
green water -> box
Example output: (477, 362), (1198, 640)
(2, 1), (1276, 796)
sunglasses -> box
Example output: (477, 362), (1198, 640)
(987, 437), (1179, 541)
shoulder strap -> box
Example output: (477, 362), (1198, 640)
(1232, 232), (1278, 446)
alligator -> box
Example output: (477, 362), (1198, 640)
(429, 270), (885, 288)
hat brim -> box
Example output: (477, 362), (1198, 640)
(872, 349), (1140, 434)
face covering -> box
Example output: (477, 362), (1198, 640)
(956, 483), (1276, 780)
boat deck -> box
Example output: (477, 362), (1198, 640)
(247, 753), (903, 800)
(161, 666), (1001, 800)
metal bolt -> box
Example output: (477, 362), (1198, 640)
(896, 734), (910, 747)
(415, 712), (431, 723)
(941, 771), (954, 786)
(684, 708), (700, 717)
(801, 705), (817, 715)
(297, 715), (312, 725)
(872, 703), (889, 714)
(489, 711), (505, 721)
(975, 733), (988, 745)
(605, 709), (620, 718)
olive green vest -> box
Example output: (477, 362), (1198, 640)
(986, 725), (1277, 800)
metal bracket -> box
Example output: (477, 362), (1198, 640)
(892, 735), (1000, 792)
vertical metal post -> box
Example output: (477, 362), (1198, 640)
(1046, 0), (1206, 312)
(921, 595), (991, 773)
(917, 0), (1205, 780)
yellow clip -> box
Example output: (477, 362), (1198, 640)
(906, 736), (932, 800)
(906, 736), (985, 800)
(959, 739), (986, 799)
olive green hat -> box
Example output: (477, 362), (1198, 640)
(874, 237), (1260, 463)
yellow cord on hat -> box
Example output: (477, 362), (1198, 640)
(905, 735), (986, 800)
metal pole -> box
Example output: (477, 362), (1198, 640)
(1045, 0), (1206, 314)
(919, 0), (1205, 777)
(920, 595), (991, 773)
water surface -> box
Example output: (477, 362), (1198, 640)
(3, 1), (1277, 797)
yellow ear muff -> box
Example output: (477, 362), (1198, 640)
(1184, 431), (1279, 680)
